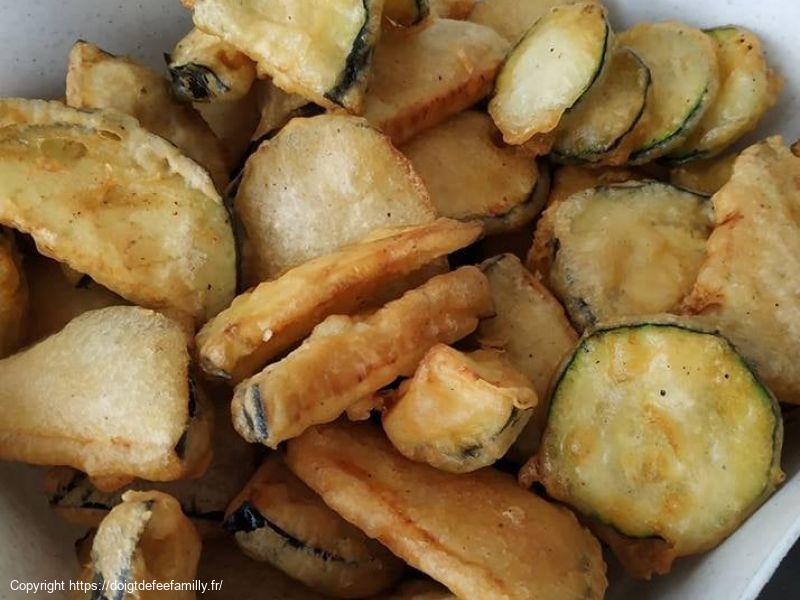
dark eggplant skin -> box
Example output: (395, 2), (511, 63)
(324, 0), (375, 109)
(240, 384), (269, 443)
(166, 56), (231, 103)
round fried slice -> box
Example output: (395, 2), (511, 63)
(525, 319), (783, 571)
(619, 22), (720, 164)
(669, 152), (737, 197)
(682, 137), (800, 404)
(224, 455), (404, 598)
(401, 111), (541, 233)
(234, 114), (436, 284)
(540, 181), (712, 331)
(382, 345), (537, 473)
(670, 27), (781, 162)
(0, 229), (26, 357)
(469, 0), (600, 45)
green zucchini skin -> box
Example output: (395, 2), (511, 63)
(529, 318), (783, 573)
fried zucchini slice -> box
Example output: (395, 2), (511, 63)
(232, 267), (492, 448)
(669, 152), (737, 196)
(477, 254), (577, 461)
(66, 40), (229, 191)
(488, 3), (610, 147)
(469, 0), (599, 45)
(384, 0), (430, 27)
(168, 28), (257, 103)
(670, 27), (781, 162)
(539, 181), (712, 331)
(382, 345), (537, 473)
(363, 19), (509, 145)
(198, 219), (481, 383)
(401, 111), (541, 233)
(235, 114), (436, 284)
(199, 537), (328, 600)
(286, 421), (607, 600)
(191, 0), (382, 113)
(618, 22), (720, 164)
(225, 455), (404, 597)
(682, 138), (800, 404)
(77, 491), (201, 600)
(24, 254), (124, 344)
(0, 229), (26, 357)
(0, 306), (211, 481)
(45, 398), (258, 536)
(552, 48), (651, 164)
(0, 99), (235, 322)
(523, 320), (783, 575)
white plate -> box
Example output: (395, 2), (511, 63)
(0, 2), (797, 598)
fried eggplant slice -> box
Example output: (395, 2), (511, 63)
(670, 27), (781, 162)
(469, 0), (599, 45)
(523, 319), (783, 576)
(66, 40), (230, 191)
(199, 537), (328, 599)
(286, 421), (607, 600)
(363, 19), (509, 145)
(77, 491), (201, 600)
(669, 152), (737, 197)
(191, 0), (383, 113)
(232, 267), (493, 448)
(168, 28), (257, 103)
(250, 80), (318, 144)
(538, 181), (712, 331)
(225, 455), (404, 598)
(0, 306), (211, 481)
(401, 111), (541, 233)
(384, 0), (430, 27)
(24, 254), (124, 344)
(196, 84), (262, 165)
(477, 255), (577, 461)
(234, 114), (435, 284)
(382, 345), (537, 473)
(197, 219), (481, 383)
(488, 3), (610, 147)
(682, 137), (800, 404)
(552, 47), (651, 165)
(618, 22), (719, 164)
(0, 229), (26, 357)
(0, 99), (235, 322)
(45, 398), (258, 536)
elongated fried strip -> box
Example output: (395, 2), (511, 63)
(78, 491), (201, 600)
(232, 267), (493, 448)
(286, 422), (607, 600)
(198, 219), (482, 383)
(0, 229), (26, 357)
(682, 137), (800, 403)
(67, 41), (229, 191)
(0, 306), (211, 481)
(0, 99), (235, 322)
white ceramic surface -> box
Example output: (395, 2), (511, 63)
(0, 1), (797, 598)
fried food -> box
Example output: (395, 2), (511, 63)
(477, 254), (577, 461)
(191, 0), (383, 113)
(0, 229), (26, 357)
(285, 421), (607, 600)
(401, 111), (542, 233)
(489, 3), (611, 147)
(66, 40), (229, 191)
(234, 114), (435, 284)
(224, 455), (404, 597)
(382, 344), (537, 473)
(682, 137), (800, 403)
(168, 28), (257, 103)
(363, 19), (508, 145)
(523, 319), (783, 577)
(231, 267), (493, 448)
(669, 152), (737, 196)
(535, 181), (712, 330)
(197, 219), (481, 383)
(0, 98), (235, 322)
(0, 306), (212, 482)
(76, 491), (201, 600)
(618, 22), (720, 163)
(469, 0), (599, 45)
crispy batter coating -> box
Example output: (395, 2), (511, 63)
(0, 229), (26, 357)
